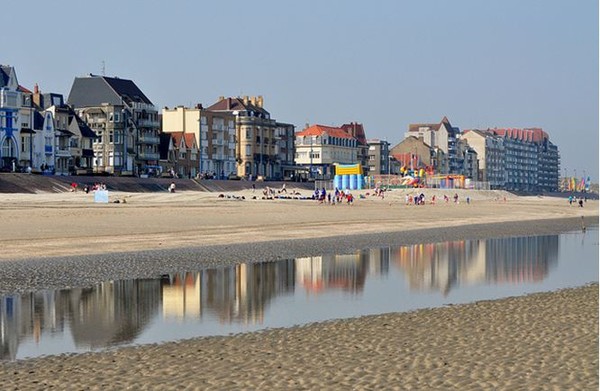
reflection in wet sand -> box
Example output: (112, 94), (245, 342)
(0, 232), (581, 360)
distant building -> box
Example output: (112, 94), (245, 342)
(462, 127), (560, 191)
(68, 74), (160, 176)
(295, 124), (358, 179)
(161, 105), (236, 178)
(390, 136), (437, 171)
(366, 139), (391, 175)
(274, 122), (296, 179)
(0, 65), (22, 170)
(168, 132), (199, 178)
(461, 129), (505, 188)
(207, 96), (285, 179)
(341, 122), (369, 175)
(405, 116), (460, 174)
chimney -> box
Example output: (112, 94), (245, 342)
(243, 96), (249, 105)
(257, 95), (263, 108)
(249, 96), (256, 106)
(33, 83), (41, 108)
(218, 96), (224, 102)
(195, 103), (203, 110)
(226, 98), (231, 110)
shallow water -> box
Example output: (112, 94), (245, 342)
(1, 228), (597, 360)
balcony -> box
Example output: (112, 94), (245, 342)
(136, 119), (160, 128)
(0, 89), (20, 109)
(138, 151), (160, 160)
(138, 134), (160, 144)
(55, 147), (72, 157)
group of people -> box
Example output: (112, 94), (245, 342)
(70, 182), (106, 193)
(312, 187), (354, 205)
(568, 195), (586, 207)
(403, 192), (469, 206)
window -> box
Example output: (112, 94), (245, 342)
(114, 112), (120, 122)
(245, 145), (251, 156)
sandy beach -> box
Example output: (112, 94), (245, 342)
(0, 188), (598, 390)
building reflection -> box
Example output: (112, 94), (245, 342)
(0, 235), (561, 360)
(295, 248), (390, 294)
(161, 260), (296, 324)
(393, 235), (559, 295)
(0, 279), (160, 360)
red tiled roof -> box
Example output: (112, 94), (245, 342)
(18, 85), (32, 94)
(295, 124), (355, 139)
(491, 127), (548, 142)
(183, 133), (196, 148)
(170, 132), (184, 148)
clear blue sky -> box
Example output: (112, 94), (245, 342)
(3, 0), (598, 180)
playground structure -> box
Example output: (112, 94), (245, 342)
(333, 164), (364, 190)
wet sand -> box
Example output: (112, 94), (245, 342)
(0, 189), (597, 389)
(0, 285), (597, 390)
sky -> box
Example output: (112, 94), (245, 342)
(2, 0), (598, 180)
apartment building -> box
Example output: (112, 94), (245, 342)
(461, 130), (505, 187)
(295, 124), (359, 179)
(207, 96), (280, 179)
(366, 139), (391, 175)
(462, 127), (559, 191)
(161, 105), (237, 178)
(274, 122), (296, 179)
(67, 74), (160, 176)
(405, 116), (460, 174)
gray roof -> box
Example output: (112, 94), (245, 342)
(67, 74), (153, 108)
(0, 65), (13, 88)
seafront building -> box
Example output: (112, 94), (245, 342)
(295, 124), (359, 179)
(206, 96), (292, 180)
(462, 127), (560, 191)
(67, 74), (160, 176)
(341, 122), (369, 175)
(161, 105), (236, 178)
(0, 65), (22, 170)
(405, 116), (461, 174)
(366, 139), (391, 175)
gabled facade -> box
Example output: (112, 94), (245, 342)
(68, 74), (160, 176)
(295, 124), (358, 179)
(169, 132), (199, 178)
(0, 65), (22, 170)
(391, 136), (437, 171)
(405, 116), (460, 174)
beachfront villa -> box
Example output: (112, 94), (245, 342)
(67, 74), (161, 176)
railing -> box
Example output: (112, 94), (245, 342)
(138, 152), (160, 160)
(0, 89), (20, 109)
(138, 135), (160, 144)
(136, 119), (160, 128)
(55, 147), (72, 157)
